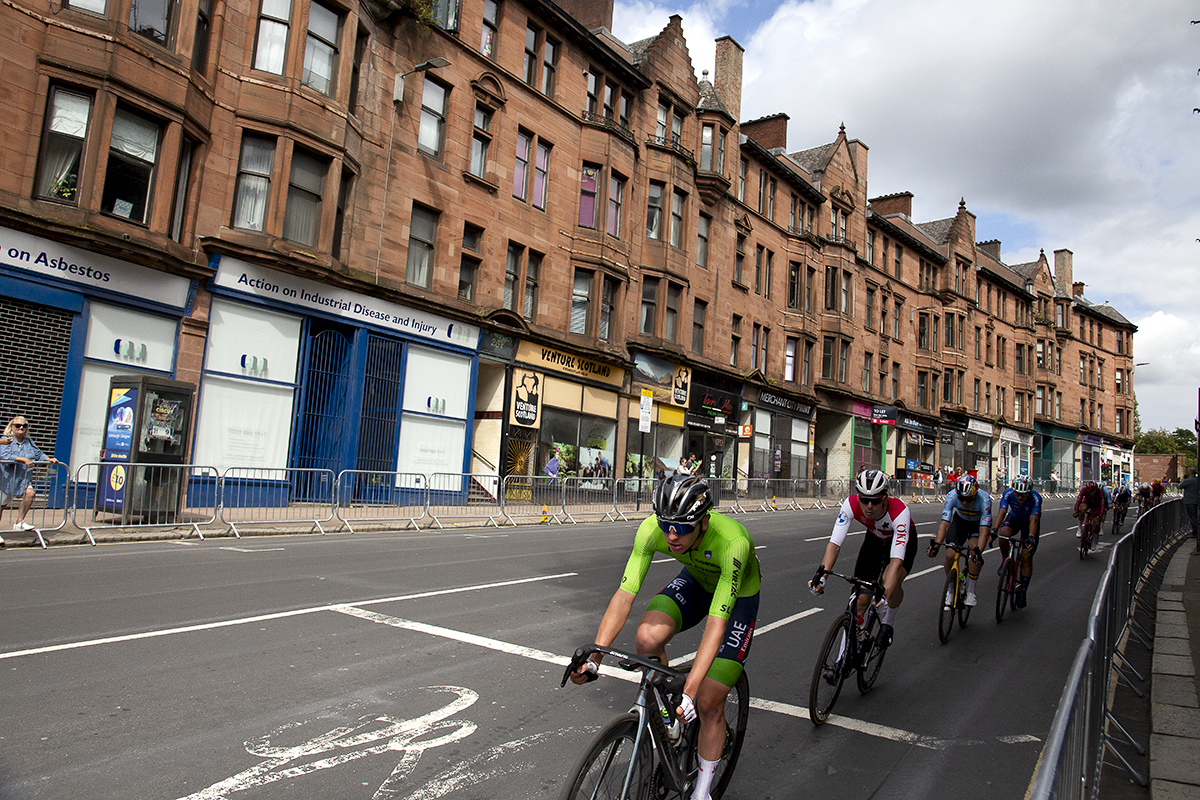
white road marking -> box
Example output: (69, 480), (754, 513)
(0, 572), (578, 661)
(463, 534), (508, 539)
(219, 546), (286, 553)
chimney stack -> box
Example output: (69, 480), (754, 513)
(555, 0), (613, 32)
(1053, 249), (1073, 294)
(713, 36), (744, 124)
(1073, 282), (1085, 297)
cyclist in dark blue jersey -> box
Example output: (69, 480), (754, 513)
(996, 476), (1042, 608)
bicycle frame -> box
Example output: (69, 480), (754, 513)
(562, 645), (690, 797)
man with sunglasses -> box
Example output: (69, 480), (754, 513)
(569, 472), (759, 800)
(928, 474), (993, 608)
(809, 469), (915, 650)
(995, 476), (1042, 608)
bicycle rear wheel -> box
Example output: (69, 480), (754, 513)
(938, 571), (957, 643)
(559, 713), (651, 800)
(809, 613), (851, 725)
(856, 608), (887, 694)
(995, 559), (1012, 623)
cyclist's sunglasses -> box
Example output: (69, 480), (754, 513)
(658, 519), (697, 537)
(859, 496), (886, 507)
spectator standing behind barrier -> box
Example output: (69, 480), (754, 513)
(1180, 468), (1199, 542)
(0, 416), (59, 545)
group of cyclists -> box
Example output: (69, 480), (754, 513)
(565, 467), (1161, 800)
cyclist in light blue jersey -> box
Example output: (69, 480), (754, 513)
(927, 475), (993, 608)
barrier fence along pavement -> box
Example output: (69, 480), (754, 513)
(219, 467), (336, 538)
(427, 472), (502, 529)
(1, 461), (70, 548)
(71, 462), (219, 545)
(335, 471), (428, 532)
(11, 467), (1047, 547)
(1028, 498), (1188, 800)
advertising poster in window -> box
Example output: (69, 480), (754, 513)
(104, 388), (137, 460)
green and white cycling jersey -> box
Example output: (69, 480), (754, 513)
(619, 511), (761, 620)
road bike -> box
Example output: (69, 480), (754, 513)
(559, 645), (749, 800)
(1078, 511), (1101, 559)
(994, 533), (1035, 621)
(808, 569), (888, 726)
(929, 540), (977, 643)
(1111, 500), (1129, 536)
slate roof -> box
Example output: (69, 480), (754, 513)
(788, 143), (834, 173)
(627, 36), (653, 67)
(696, 77), (730, 116)
(1009, 261), (1039, 280)
(1073, 295), (1135, 327)
(915, 217), (954, 245)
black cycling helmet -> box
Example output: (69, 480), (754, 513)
(654, 473), (713, 524)
(855, 469), (889, 498)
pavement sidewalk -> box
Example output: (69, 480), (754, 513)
(1151, 542), (1200, 799)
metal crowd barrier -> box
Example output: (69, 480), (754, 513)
(615, 477), (655, 521)
(335, 471), (428, 532)
(501, 474), (563, 525)
(219, 467), (336, 537)
(427, 472), (502, 529)
(707, 477), (743, 514)
(1, 460), (71, 548)
(1028, 498), (1187, 799)
(71, 462), (219, 544)
(562, 477), (618, 523)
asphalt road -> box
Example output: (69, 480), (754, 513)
(0, 497), (1113, 799)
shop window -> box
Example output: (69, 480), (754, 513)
(233, 133), (275, 231)
(102, 107), (162, 224)
(36, 88), (92, 204)
(253, 0), (292, 74)
(406, 203), (438, 288)
(282, 146), (328, 247)
(302, 1), (340, 95)
(419, 77), (449, 157)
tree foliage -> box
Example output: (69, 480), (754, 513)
(1135, 427), (1198, 469)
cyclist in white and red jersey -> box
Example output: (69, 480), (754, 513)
(809, 469), (917, 649)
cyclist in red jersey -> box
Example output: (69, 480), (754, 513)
(809, 469), (917, 649)
(1073, 481), (1107, 539)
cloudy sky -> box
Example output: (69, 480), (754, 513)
(611, 0), (1200, 435)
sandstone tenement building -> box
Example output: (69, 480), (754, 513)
(0, 0), (1137, 490)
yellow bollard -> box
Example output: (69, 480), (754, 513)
(771, 495), (777, 510)
(541, 504), (549, 523)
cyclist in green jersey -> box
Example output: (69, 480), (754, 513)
(569, 473), (760, 800)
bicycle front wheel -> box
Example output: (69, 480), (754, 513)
(809, 613), (852, 725)
(856, 609), (887, 694)
(559, 713), (651, 800)
(938, 571), (957, 643)
(995, 559), (1012, 623)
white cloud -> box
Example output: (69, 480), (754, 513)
(612, 0), (1200, 432)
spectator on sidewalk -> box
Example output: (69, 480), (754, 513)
(1180, 467), (1198, 542)
(0, 416), (59, 545)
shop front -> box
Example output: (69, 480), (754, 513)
(199, 257), (481, 485)
(894, 412), (938, 484)
(676, 370), (742, 481)
(1033, 422), (1078, 489)
(0, 224), (195, 471)
(625, 353), (692, 479)
(964, 419), (994, 482)
(1100, 442), (1133, 487)
(998, 427), (1033, 484)
(504, 341), (625, 484)
(753, 390), (816, 480)
(1081, 434), (1102, 483)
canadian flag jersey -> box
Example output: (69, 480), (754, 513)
(830, 495), (912, 561)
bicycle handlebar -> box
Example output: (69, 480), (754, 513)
(561, 644), (688, 689)
(816, 568), (885, 599)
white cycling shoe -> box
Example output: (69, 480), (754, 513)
(964, 590), (978, 607)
